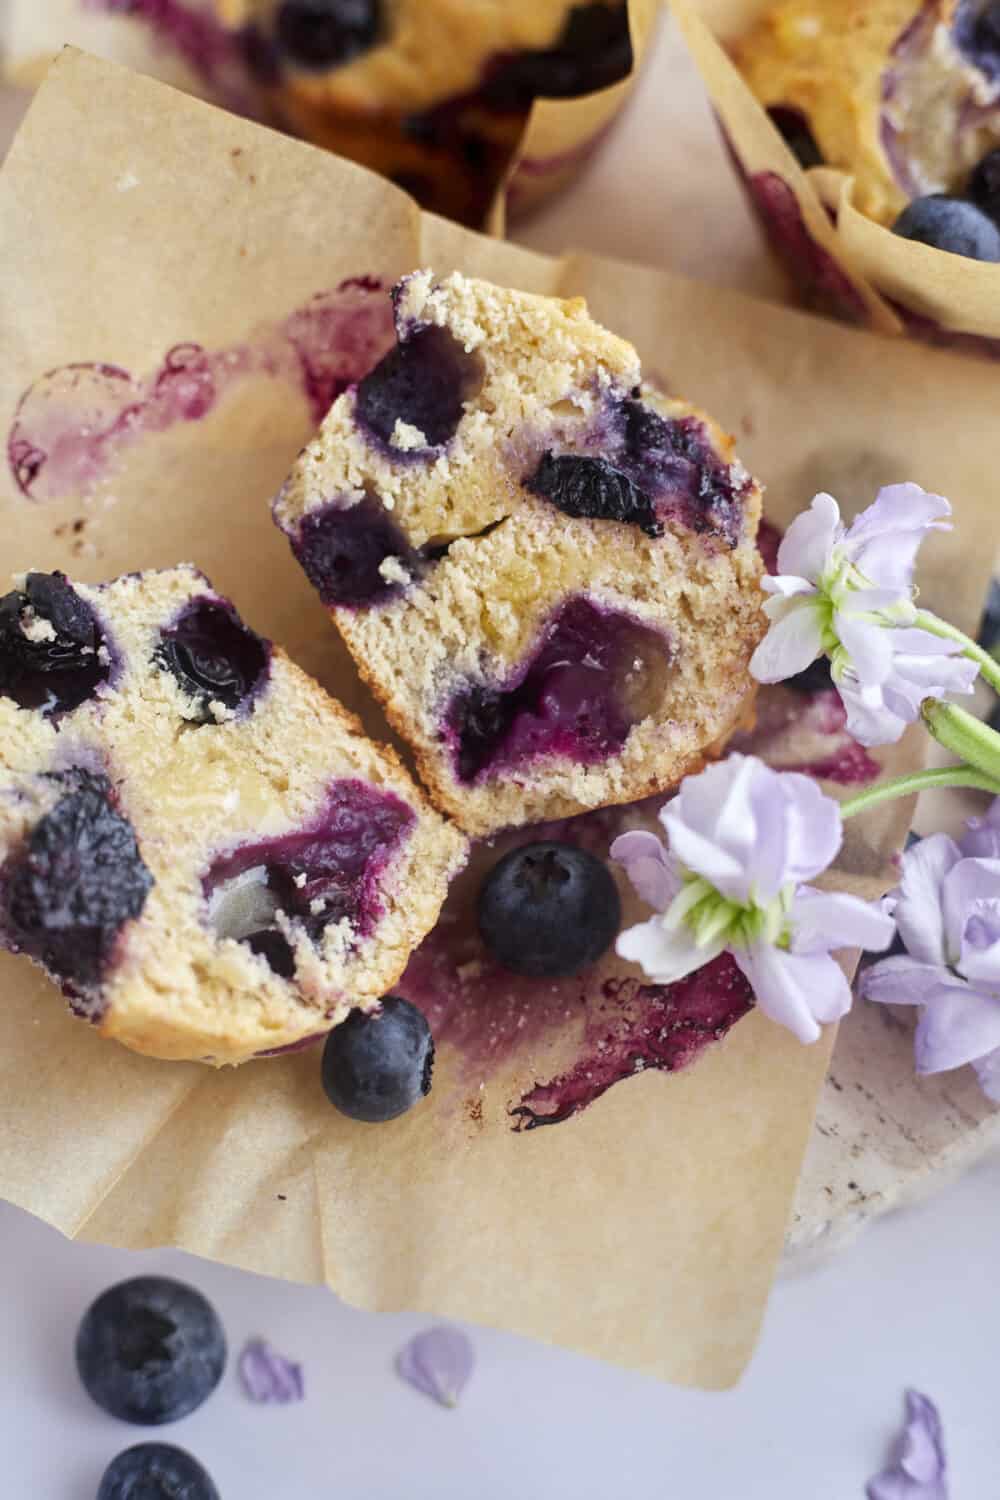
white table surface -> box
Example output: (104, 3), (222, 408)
(2, 15), (998, 1498)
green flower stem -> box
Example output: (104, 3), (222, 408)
(914, 608), (1000, 696)
(922, 699), (1000, 782)
(840, 765), (1000, 821)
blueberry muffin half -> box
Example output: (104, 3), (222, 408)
(735, 0), (1000, 249)
(275, 270), (766, 838)
(217, 0), (638, 224)
(0, 566), (466, 1063)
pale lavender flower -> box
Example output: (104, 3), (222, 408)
(238, 1338), (304, 1403)
(396, 1327), (475, 1409)
(960, 795), (1000, 859)
(861, 830), (1000, 1098)
(750, 486), (977, 747)
(866, 1390), (948, 1500)
(612, 755), (894, 1044)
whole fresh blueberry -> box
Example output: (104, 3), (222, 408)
(321, 996), (434, 1122)
(891, 195), (1000, 261)
(97, 1443), (220, 1500)
(969, 147), (1000, 224)
(478, 841), (621, 978)
(76, 1276), (226, 1425)
(155, 597), (269, 723)
(275, 0), (381, 69)
(955, 0), (1000, 81)
(0, 570), (110, 716)
(526, 452), (660, 536)
(4, 771), (153, 991)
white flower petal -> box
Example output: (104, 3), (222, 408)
(662, 756), (760, 903)
(845, 483), (951, 592)
(836, 673), (909, 747)
(776, 491), (842, 582)
(761, 574), (816, 600)
(835, 611), (895, 686)
(750, 599), (826, 684)
(940, 857), (1000, 983)
(973, 1047), (1000, 1101)
(735, 942), (851, 1042)
(790, 887), (895, 955)
(773, 775), (843, 890)
(616, 916), (724, 985)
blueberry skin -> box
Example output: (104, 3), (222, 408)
(891, 195), (1000, 261)
(76, 1277), (226, 1425)
(977, 577), (1000, 653)
(97, 1444), (220, 1500)
(526, 452), (660, 536)
(321, 996), (434, 1123)
(478, 841), (621, 978)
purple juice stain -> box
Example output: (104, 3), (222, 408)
(8, 278), (395, 503)
(396, 839), (753, 1128)
(445, 596), (673, 783)
(732, 685), (879, 786)
(512, 957), (755, 1127)
(84, 0), (259, 112)
(204, 777), (415, 962)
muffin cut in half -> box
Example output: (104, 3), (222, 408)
(0, 565), (465, 1064)
(275, 270), (766, 837)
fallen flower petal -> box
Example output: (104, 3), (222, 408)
(866, 1389), (948, 1500)
(238, 1338), (304, 1404)
(396, 1326), (475, 1409)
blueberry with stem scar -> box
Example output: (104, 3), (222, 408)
(76, 1276), (226, 1425)
(97, 1444), (220, 1500)
(478, 841), (621, 978)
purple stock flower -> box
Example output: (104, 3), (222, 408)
(750, 486), (978, 747)
(396, 1326), (475, 1409)
(612, 755), (894, 1044)
(238, 1338), (305, 1403)
(861, 815), (1000, 1099)
(866, 1390), (948, 1500)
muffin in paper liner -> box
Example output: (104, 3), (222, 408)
(0, 0), (659, 229)
(671, 0), (1000, 350)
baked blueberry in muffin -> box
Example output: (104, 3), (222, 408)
(0, 565), (465, 1063)
(275, 270), (765, 837)
(216, 0), (640, 224)
(735, 0), (1000, 253)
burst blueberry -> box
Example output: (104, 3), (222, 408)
(0, 570), (110, 715)
(321, 995), (434, 1122)
(275, 0), (382, 69)
(3, 771), (153, 991)
(891, 195), (1000, 261)
(527, 452), (660, 535)
(97, 1444), (220, 1500)
(356, 325), (483, 450)
(481, 2), (633, 109)
(155, 598), (269, 723)
(76, 1276), (227, 1426)
(478, 841), (621, 977)
(291, 494), (420, 608)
